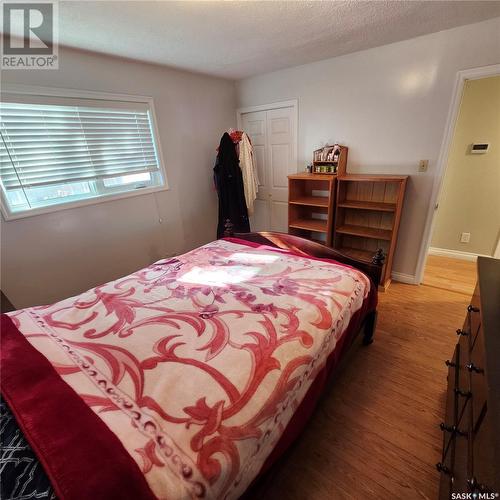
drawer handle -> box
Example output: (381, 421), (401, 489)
(454, 388), (472, 398)
(456, 328), (469, 337)
(439, 423), (467, 437)
(445, 359), (456, 367)
(436, 462), (451, 475)
(467, 305), (479, 313)
(439, 422), (454, 433)
(466, 363), (484, 374)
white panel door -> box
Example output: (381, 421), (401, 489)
(250, 198), (269, 232)
(240, 105), (297, 232)
(266, 107), (296, 231)
(241, 111), (269, 230)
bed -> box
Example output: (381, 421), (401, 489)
(0, 229), (383, 500)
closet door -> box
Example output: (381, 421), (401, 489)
(266, 107), (296, 232)
(241, 111), (268, 231)
(241, 105), (297, 232)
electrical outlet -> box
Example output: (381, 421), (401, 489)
(418, 160), (429, 172)
(460, 232), (471, 243)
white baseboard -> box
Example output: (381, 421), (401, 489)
(428, 246), (491, 262)
(391, 272), (418, 285)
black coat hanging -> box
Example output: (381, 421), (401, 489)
(214, 133), (250, 238)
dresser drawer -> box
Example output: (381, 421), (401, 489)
(438, 436), (455, 500)
(458, 325), (470, 362)
(441, 345), (459, 457)
(469, 313), (481, 351)
(457, 315), (471, 350)
(469, 328), (487, 428)
(457, 335), (471, 419)
(450, 401), (471, 495)
(468, 286), (481, 350)
(471, 411), (496, 493)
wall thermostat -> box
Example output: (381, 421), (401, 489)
(470, 143), (489, 154)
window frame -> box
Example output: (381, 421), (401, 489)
(0, 84), (169, 221)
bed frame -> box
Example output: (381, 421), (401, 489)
(223, 220), (385, 345)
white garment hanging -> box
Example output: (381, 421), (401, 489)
(239, 132), (260, 215)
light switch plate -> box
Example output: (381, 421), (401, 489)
(418, 160), (429, 172)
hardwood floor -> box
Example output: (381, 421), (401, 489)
(251, 256), (476, 499)
(423, 255), (476, 296)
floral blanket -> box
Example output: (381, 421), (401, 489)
(4, 239), (371, 499)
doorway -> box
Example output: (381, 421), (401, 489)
(422, 73), (500, 293)
(416, 65), (500, 288)
(237, 100), (298, 232)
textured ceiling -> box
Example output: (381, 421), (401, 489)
(53, 1), (500, 79)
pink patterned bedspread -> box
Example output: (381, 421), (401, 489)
(9, 239), (371, 499)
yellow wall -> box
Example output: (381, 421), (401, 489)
(431, 76), (500, 256)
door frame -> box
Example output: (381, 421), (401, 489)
(236, 99), (299, 173)
(414, 64), (500, 284)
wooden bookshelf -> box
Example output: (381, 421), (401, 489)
(288, 173), (336, 246)
(333, 174), (408, 290)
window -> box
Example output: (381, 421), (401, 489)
(0, 87), (167, 219)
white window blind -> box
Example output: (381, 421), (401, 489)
(0, 102), (160, 191)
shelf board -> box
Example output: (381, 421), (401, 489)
(289, 218), (328, 233)
(338, 174), (409, 182)
(337, 200), (396, 212)
(335, 246), (374, 262)
(288, 173), (336, 181)
(335, 224), (392, 240)
(290, 196), (329, 208)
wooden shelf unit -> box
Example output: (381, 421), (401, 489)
(288, 173), (336, 246)
(333, 174), (408, 289)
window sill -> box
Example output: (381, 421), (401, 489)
(1, 184), (170, 221)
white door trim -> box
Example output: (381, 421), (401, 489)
(494, 232), (500, 259)
(236, 99), (299, 173)
(414, 64), (500, 284)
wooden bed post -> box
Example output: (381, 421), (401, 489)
(362, 311), (378, 345)
(362, 248), (385, 345)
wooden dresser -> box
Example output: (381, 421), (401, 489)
(437, 257), (500, 498)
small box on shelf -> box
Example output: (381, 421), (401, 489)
(312, 144), (348, 176)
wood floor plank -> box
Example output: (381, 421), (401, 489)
(423, 255), (476, 295)
(249, 256), (474, 499)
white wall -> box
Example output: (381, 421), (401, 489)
(237, 17), (500, 279)
(1, 46), (236, 308)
